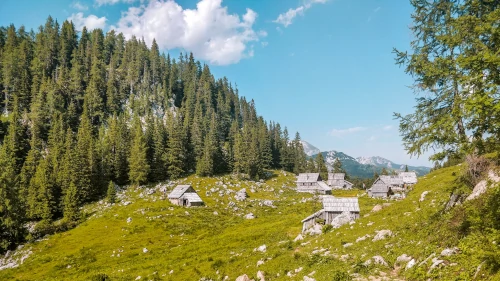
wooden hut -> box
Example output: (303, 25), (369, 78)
(296, 173), (331, 194)
(398, 172), (418, 185)
(168, 185), (204, 207)
(301, 196), (360, 232)
(367, 183), (392, 198)
(327, 173), (354, 189)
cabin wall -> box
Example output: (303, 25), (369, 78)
(169, 199), (180, 205)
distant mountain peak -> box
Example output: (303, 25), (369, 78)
(300, 141), (321, 156)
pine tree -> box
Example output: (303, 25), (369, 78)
(129, 118), (150, 185)
(315, 153), (328, 180)
(404, 165), (409, 172)
(63, 182), (79, 222)
(166, 113), (186, 179)
(106, 181), (116, 204)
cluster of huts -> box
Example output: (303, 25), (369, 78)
(297, 170), (419, 232)
(367, 172), (418, 199)
(296, 173), (353, 194)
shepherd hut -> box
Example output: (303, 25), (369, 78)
(168, 185), (204, 207)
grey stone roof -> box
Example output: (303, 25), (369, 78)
(181, 192), (203, 203)
(370, 183), (390, 193)
(317, 181), (331, 191)
(168, 185), (193, 199)
(398, 172), (418, 184)
(301, 209), (325, 222)
(328, 173), (345, 180)
(297, 173), (321, 183)
(379, 175), (404, 185)
(322, 196), (360, 213)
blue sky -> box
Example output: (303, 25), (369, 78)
(0, 0), (432, 167)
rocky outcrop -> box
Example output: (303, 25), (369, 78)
(467, 170), (500, 201)
(372, 230), (392, 242)
(331, 212), (355, 229)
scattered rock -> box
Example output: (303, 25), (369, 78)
(294, 234), (304, 242)
(441, 247), (459, 257)
(427, 258), (444, 274)
(260, 200), (275, 208)
(466, 171), (500, 201)
(406, 259), (416, 270)
(371, 205), (383, 212)
(331, 211), (355, 229)
(257, 270), (265, 281)
(305, 224), (322, 236)
(135, 276), (141, 280)
(256, 245), (267, 253)
(372, 230), (392, 242)
(235, 189), (247, 201)
(127, 217), (132, 224)
(356, 234), (371, 243)
(245, 213), (255, 220)
(185, 211), (190, 216)
(303, 276), (316, 281)
(143, 248), (148, 253)
(343, 243), (353, 248)
(294, 267), (303, 273)
(372, 256), (389, 267)
(169, 270), (174, 274)
(257, 259), (265, 266)
(213, 211), (219, 216)
(396, 254), (412, 264)
(419, 191), (429, 202)
(235, 274), (251, 281)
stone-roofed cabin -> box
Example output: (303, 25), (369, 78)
(296, 173), (331, 194)
(301, 196), (360, 232)
(398, 172), (418, 185)
(327, 173), (354, 189)
(367, 183), (392, 198)
(168, 185), (204, 207)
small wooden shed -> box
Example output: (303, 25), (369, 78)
(398, 172), (418, 185)
(367, 183), (392, 198)
(168, 185), (204, 207)
(301, 196), (360, 232)
(296, 173), (331, 194)
(327, 173), (354, 189)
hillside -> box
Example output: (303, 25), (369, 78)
(2, 165), (500, 280)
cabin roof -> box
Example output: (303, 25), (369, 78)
(301, 209), (325, 223)
(328, 173), (345, 180)
(297, 173), (321, 183)
(181, 192), (203, 203)
(168, 185), (193, 199)
(398, 172), (418, 184)
(379, 175), (404, 185)
(370, 183), (391, 193)
(317, 181), (331, 191)
(322, 196), (360, 213)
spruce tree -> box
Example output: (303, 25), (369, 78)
(106, 181), (116, 204)
(315, 153), (328, 180)
(63, 182), (79, 222)
(129, 118), (150, 185)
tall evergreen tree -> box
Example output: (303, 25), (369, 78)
(315, 153), (328, 180)
(129, 117), (150, 185)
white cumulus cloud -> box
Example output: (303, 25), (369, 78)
(329, 127), (367, 137)
(72, 1), (89, 10)
(110, 0), (265, 65)
(68, 13), (107, 31)
(95, 0), (137, 6)
(274, 0), (329, 27)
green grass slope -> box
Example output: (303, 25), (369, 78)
(1, 166), (499, 280)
